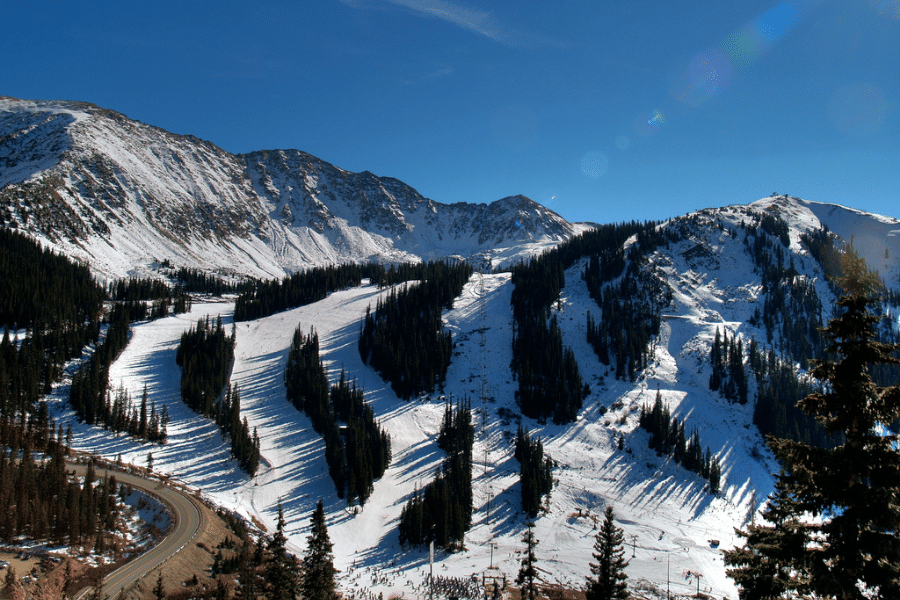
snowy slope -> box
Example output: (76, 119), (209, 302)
(0, 98), (583, 280)
(47, 278), (753, 599)
(750, 195), (900, 285)
(43, 194), (899, 600)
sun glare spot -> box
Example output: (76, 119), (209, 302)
(688, 49), (733, 97)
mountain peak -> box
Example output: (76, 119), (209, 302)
(1, 98), (580, 279)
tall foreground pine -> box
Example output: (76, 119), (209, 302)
(585, 506), (628, 600)
(725, 250), (900, 599)
(302, 499), (335, 600)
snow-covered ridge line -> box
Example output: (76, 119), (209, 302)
(1, 97), (581, 281)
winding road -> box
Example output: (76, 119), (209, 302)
(69, 462), (204, 600)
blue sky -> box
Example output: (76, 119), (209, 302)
(3, 0), (898, 224)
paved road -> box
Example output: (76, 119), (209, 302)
(70, 463), (203, 599)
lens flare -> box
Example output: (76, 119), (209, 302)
(755, 2), (801, 44)
(869, 0), (900, 19)
(721, 28), (762, 69)
(828, 83), (888, 137)
(580, 151), (609, 178)
(633, 110), (663, 137)
(672, 1), (809, 107)
(688, 49), (734, 97)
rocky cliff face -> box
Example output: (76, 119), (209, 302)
(0, 98), (580, 280)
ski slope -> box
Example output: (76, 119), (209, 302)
(43, 258), (797, 599)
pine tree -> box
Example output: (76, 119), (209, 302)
(585, 506), (628, 600)
(236, 538), (264, 600)
(266, 502), (299, 600)
(301, 499), (335, 600)
(725, 250), (900, 599)
(516, 521), (540, 600)
(725, 477), (810, 599)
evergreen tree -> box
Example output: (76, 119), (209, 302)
(725, 250), (900, 599)
(266, 502), (299, 600)
(516, 521), (540, 600)
(725, 477), (810, 599)
(235, 538), (265, 600)
(301, 499), (336, 600)
(585, 506), (628, 600)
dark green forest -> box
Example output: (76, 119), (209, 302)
(398, 397), (474, 549)
(515, 425), (553, 518)
(358, 261), (473, 399)
(639, 390), (722, 493)
(177, 316), (260, 475)
(0, 403), (126, 551)
(510, 221), (675, 422)
(285, 325), (391, 505)
(1, 228), (104, 418)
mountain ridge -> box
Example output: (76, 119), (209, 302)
(0, 97), (581, 280)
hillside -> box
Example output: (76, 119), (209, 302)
(33, 194), (896, 598)
(0, 97), (583, 280)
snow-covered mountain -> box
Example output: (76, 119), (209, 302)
(6, 96), (900, 598)
(0, 97), (583, 280)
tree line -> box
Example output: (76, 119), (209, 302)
(748, 339), (836, 449)
(639, 390), (722, 493)
(176, 315), (260, 476)
(740, 215), (828, 368)
(582, 223), (676, 383)
(0, 227), (104, 333)
(285, 325), (391, 505)
(708, 326), (749, 404)
(1, 228), (104, 418)
(0, 415), (122, 551)
(69, 305), (134, 428)
(173, 266), (255, 296)
(199, 499), (336, 600)
(0, 228), (180, 446)
(109, 277), (191, 320)
(358, 260), (473, 399)
(398, 397), (474, 549)
(509, 221), (670, 423)
(510, 253), (585, 424)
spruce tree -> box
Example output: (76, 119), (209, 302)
(516, 521), (540, 600)
(585, 506), (628, 600)
(301, 499), (336, 600)
(725, 250), (900, 599)
(266, 502), (299, 600)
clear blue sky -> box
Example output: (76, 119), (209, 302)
(3, 0), (898, 224)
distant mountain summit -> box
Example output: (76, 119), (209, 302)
(0, 98), (581, 280)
